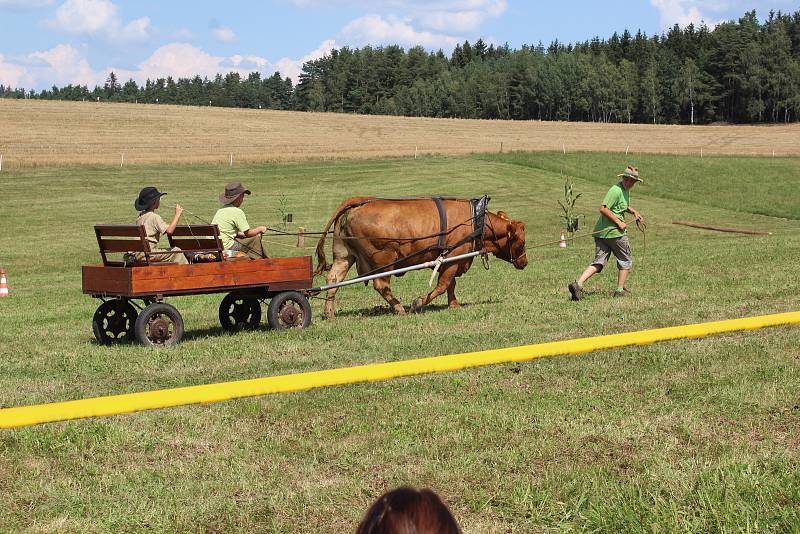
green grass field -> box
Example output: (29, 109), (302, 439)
(1, 152), (799, 532)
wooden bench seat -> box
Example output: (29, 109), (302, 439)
(168, 224), (224, 263)
(94, 223), (224, 266)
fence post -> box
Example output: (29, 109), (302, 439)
(296, 227), (305, 248)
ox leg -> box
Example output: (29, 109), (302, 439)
(411, 266), (457, 313)
(323, 257), (354, 319)
(446, 277), (460, 308)
(373, 277), (406, 315)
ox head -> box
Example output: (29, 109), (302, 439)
(490, 211), (527, 270)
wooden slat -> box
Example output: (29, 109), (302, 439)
(170, 225), (219, 237)
(94, 225), (143, 237)
(129, 256), (312, 280)
(170, 238), (220, 250)
(99, 239), (148, 253)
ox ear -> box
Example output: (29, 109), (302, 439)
(497, 210), (510, 221)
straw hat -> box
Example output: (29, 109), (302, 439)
(617, 166), (643, 182)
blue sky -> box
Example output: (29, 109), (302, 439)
(0, 0), (795, 89)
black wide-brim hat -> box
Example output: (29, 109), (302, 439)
(135, 186), (167, 211)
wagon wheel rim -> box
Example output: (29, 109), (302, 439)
(145, 314), (176, 345)
(228, 299), (258, 328)
(220, 294), (261, 331)
(94, 300), (136, 343)
(277, 299), (304, 328)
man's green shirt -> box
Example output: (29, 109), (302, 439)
(593, 182), (629, 239)
(212, 206), (251, 249)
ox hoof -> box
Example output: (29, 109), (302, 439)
(410, 297), (425, 313)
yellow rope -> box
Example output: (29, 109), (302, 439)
(1, 311), (797, 429)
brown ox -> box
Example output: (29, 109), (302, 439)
(314, 197), (527, 318)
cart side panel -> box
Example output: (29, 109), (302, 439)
(129, 256), (313, 296)
(82, 256), (313, 297)
(82, 265), (133, 295)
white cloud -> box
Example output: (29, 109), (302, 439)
(649, 0), (735, 29)
(28, 44), (100, 86)
(289, 0), (505, 35)
(119, 17), (151, 41)
(341, 15), (460, 48)
(46, 0), (151, 41)
(50, 0), (116, 33)
(0, 54), (27, 87)
(212, 26), (236, 42)
(274, 39), (337, 82)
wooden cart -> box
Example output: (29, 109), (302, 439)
(82, 224), (314, 346)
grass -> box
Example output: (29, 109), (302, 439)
(0, 152), (799, 532)
(2, 99), (800, 168)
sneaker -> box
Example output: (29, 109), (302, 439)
(568, 282), (584, 301)
(613, 288), (630, 298)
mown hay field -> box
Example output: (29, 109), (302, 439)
(0, 148), (798, 532)
(2, 99), (800, 168)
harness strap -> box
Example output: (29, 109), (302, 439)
(433, 197), (447, 250)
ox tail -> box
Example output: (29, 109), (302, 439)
(314, 196), (376, 276)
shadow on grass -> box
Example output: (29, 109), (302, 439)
(333, 297), (502, 318)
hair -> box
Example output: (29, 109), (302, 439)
(356, 487), (461, 534)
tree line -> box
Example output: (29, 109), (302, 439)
(2, 9), (799, 124)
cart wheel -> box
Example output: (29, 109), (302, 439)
(267, 291), (312, 330)
(92, 299), (137, 344)
(219, 292), (262, 331)
(134, 302), (184, 346)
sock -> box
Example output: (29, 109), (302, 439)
(576, 281), (584, 289)
(615, 287), (625, 293)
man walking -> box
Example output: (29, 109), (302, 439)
(568, 166), (644, 300)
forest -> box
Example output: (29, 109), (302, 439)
(2, 9), (799, 125)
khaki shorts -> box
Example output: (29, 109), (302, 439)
(591, 236), (632, 271)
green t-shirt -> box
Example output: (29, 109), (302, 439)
(593, 182), (630, 239)
(212, 206), (250, 249)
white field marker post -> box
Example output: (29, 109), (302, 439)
(120, 153), (124, 168)
(0, 154), (3, 172)
(773, 150), (775, 158)
(701, 148), (703, 158)
(626, 145), (629, 156)
(415, 145), (418, 159)
(230, 153), (233, 167)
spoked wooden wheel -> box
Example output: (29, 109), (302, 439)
(267, 291), (312, 330)
(92, 299), (137, 344)
(219, 293), (262, 332)
(134, 302), (184, 346)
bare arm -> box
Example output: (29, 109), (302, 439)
(600, 205), (627, 232)
(165, 204), (184, 236)
(239, 225), (267, 238)
(625, 206), (643, 222)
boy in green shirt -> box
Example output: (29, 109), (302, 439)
(211, 182), (268, 259)
(568, 166), (644, 300)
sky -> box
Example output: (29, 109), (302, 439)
(0, 0), (796, 90)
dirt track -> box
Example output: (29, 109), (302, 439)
(1, 99), (798, 167)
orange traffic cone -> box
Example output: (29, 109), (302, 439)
(559, 231), (567, 248)
(0, 269), (8, 297)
